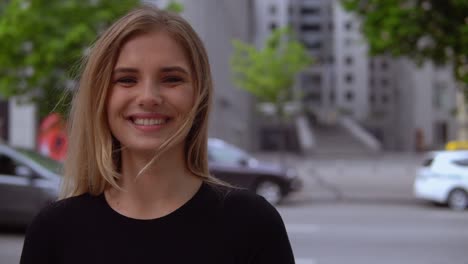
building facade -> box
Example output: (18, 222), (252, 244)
(254, 0), (457, 151)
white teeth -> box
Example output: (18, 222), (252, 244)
(133, 118), (166, 126)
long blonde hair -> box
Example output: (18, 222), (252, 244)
(61, 5), (221, 198)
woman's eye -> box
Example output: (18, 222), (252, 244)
(117, 77), (136, 84)
(114, 77), (137, 87)
(163, 76), (184, 83)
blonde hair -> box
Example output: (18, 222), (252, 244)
(61, 4), (222, 198)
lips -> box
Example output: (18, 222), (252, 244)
(127, 113), (171, 127)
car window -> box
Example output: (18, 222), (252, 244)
(422, 158), (433, 167)
(208, 142), (250, 166)
(16, 149), (63, 175)
(0, 154), (18, 175)
(453, 159), (468, 167)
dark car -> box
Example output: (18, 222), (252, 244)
(0, 144), (61, 226)
(208, 138), (302, 204)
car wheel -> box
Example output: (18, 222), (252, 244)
(447, 189), (468, 211)
(255, 180), (282, 205)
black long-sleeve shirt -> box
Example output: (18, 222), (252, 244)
(20, 182), (295, 264)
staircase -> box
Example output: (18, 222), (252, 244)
(311, 123), (378, 156)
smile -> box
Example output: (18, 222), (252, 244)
(132, 118), (167, 126)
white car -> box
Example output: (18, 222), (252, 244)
(414, 150), (468, 211)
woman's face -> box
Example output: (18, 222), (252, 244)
(107, 30), (194, 155)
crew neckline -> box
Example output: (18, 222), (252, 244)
(99, 181), (207, 223)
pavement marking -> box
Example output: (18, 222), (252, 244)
(286, 224), (320, 234)
(295, 258), (317, 264)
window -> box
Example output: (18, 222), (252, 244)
(422, 158), (434, 167)
(369, 93), (375, 103)
(218, 97), (231, 109)
(208, 140), (253, 166)
(0, 154), (17, 175)
(453, 159), (468, 167)
(270, 22), (277, 30)
(344, 21), (352, 30)
(305, 41), (322, 49)
(305, 91), (322, 102)
(330, 90), (335, 103)
(300, 24), (321, 31)
(301, 7), (320, 15)
(269, 5), (277, 15)
(345, 73), (353, 83)
(345, 56), (353, 65)
(381, 60), (389, 70)
(433, 82), (448, 109)
(382, 94), (390, 104)
(381, 79), (389, 87)
(17, 148), (62, 174)
(345, 90), (354, 102)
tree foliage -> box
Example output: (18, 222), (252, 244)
(0, 0), (183, 118)
(165, 0), (184, 13)
(0, 0), (141, 118)
(230, 27), (312, 116)
(342, 0), (468, 84)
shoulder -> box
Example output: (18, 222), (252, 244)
(30, 193), (98, 229)
(204, 184), (294, 262)
(206, 183), (284, 228)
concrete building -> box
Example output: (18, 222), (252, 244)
(254, 0), (457, 152)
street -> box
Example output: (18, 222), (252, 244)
(280, 201), (468, 264)
(1, 153), (468, 264)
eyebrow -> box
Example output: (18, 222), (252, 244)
(160, 66), (190, 75)
(112, 66), (190, 75)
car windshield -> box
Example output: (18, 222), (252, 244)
(16, 148), (63, 175)
(208, 139), (255, 165)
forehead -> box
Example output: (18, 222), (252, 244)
(116, 30), (190, 69)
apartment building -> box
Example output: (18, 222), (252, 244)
(255, 0), (457, 151)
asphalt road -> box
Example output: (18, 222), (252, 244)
(1, 153), (467, 264)
(279, 201), (468, 264)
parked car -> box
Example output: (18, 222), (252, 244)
(208, 138), (302, 205)
(0, 144), (61, 226)
(414, 150), (468, 211)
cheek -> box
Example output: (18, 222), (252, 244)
(172, 86), (196, 114)
(106, 88), (125, 116)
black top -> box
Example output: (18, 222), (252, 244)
(20, 182), (295, 264)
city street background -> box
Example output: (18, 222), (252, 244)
(1, 153), (467, 264)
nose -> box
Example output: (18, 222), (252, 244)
(137, 79), (163, 108)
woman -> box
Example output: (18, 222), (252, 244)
(20, 5), (295, 264)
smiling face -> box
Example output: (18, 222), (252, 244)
(107, 30), (195, 156)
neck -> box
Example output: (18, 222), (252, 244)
(105, 143), (202, 219)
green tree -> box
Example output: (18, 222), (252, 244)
(342, 0), (468, 139)
(165, 0), (184, 13)
(0, 0), (140, 118)
(231, 27), (312, 116)
(341, 0), (468, 85)
(231, 27), (312, 154)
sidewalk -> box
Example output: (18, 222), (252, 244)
(254, 151), (425, 205)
